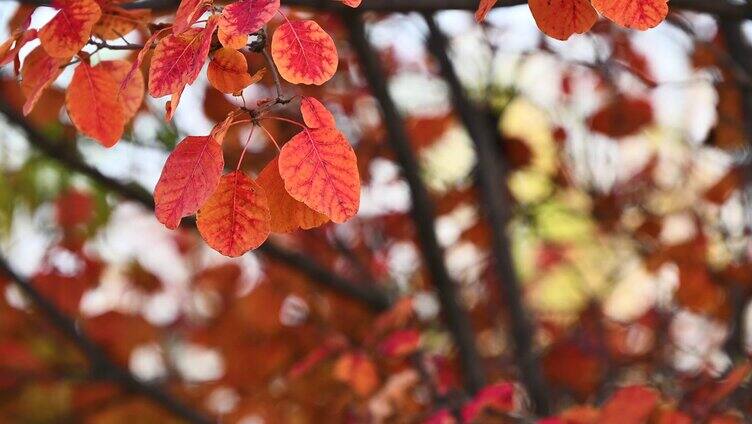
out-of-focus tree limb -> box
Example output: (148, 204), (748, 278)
(422, 13), (550, 415)
(0, 256), (214, 424)
(343, 10), (486, 396)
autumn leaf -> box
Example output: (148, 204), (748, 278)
(462, 383), (515, 422)
(271, 19), (338, 85)
(257, 157), (328, 233)
(278, 127), (360, 223)
(39, 0), (101, 58)
(219, 0), (278, 46)
(118, 29), (163, 97)
(591, 0), (668, 30)
(66, 61), (126, 147)
(528, 0), (597, 40)
(148, 17), (218, 98)
(173, 0), (211, 34)
(378, 329), (420, 357)
(154, 136), (224, 229)
(333, 352), (379, 397)
(218, 27), (247, 49)
(0, 28), (36, 68)
(207, 48), (255, 94)
(92, 5), (149, 40)
(21, 47), (65, 116)
(475, 0), (498, 22)
(197, 171), (271, 257)
(98, 60), (144, 121)
(165, 86), (184, 121)
(300, 96), (335, 128)
(339, 0), (362, 6)
(599, 386), (659, 423)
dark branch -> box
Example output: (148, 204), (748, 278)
(0, 101), (391, 311)
(0, 256), (214, 424)
(422, 14), (550, 415)
(343, 10), (486, 395)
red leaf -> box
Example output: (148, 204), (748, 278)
(20, 45), (65, 115)
(92, 5), (149, 40)
(66, 61), (126, 147)
(333, 352), (380, 397)
(256, 157), (328, 233)
(528, 0), (597, 40)
(300, 96), (335, 128)
(271, 19), (338, 85)
(173, 0), (210, 35)
(278, 127), (360, 223)
(378, 329), (421, 357)
(475, 0), (498, 22)
(589, 97), (653, 138)
(119, 29), (162, 97)
(154, 135), (224, 229)
(591, 0), (668, 30)
(461, 382), (515, 422)
(600, 386), (659, 424)
(39, 0), (101, 58)
(148, 17), (218, 98)
(219, 0), (278, 46)
(197, 171), (271, 257)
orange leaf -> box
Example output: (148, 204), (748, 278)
(278, 127), (360, 223)
(333, 352), (379, 397)
(339, 0), (361, 7)
(66, 61), (125, 147)
(528, 0), (597, 40)
(154, 136), (224, 229)
(257, 157), (328, 233)
(20, 45), (64, 115)
(207, 48), (254, 94)
(378, 329), (421, 357)
(591, 0), (668, 30)
(39, 0), (101, 58)
(197, 171), (271, 257)
(165, 85), (184, 121)
(271, 19), (338, 85)
(475, 0), (498, 22)
(92, 5), (149, 40)
(148, 17), (218, 98)
(461, 383), (515, 422)
(173, 0), (211, 34)
(0, 29), (36, 68)
(98, 60), (144, 121)
(300, 96), (335, 128)
(219, 0), (278, 46)
(218, 27), (247, 49)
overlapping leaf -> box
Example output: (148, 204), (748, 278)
(278, 127), (360, 223)
(271, 19), (338, 85)
(591, 0), (668, 30)
(475, 0), (498, 22)
(173, 0), (210, 35)
(197, 171), (271, 257)
(154, 135), (224, 229)
(219, 0), (278, 46)
(300, 96), (335, 128)
(257, 157), (328, 233)
(20, 46), (65, 115)
(148, 17), (218, 98)
(528, 0), (597, 40)
(39, 0), (101, 58)
(92, 4), (149, 40)
(98, 60), (144, 121)
(207, 48), (255, 94)
(66, 61), (125, 147)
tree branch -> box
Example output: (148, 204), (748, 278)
(114, 0), (752, 18)
(422, 14), (550, 415)
(0, 255), (214, 424)
(0, 101), (392, 312)
(343, 10), (486, 395)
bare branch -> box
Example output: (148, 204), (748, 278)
(422, 13), (551, 415)
(343, 10), (486, 395)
